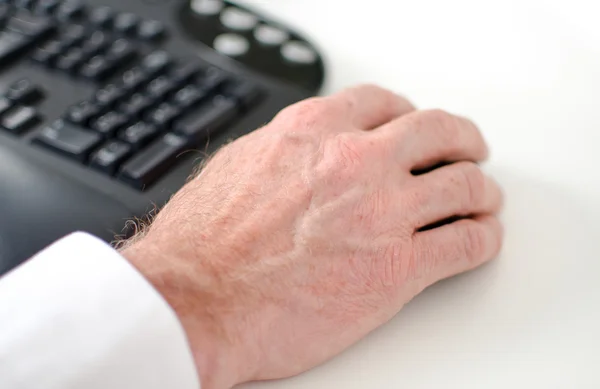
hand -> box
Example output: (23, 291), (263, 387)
(121, 85), (503, 389)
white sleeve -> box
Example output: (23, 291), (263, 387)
(0, 232), (201, 389)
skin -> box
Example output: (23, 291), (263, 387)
(122, 84), (504, 389)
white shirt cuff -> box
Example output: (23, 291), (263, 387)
(0, 232), (201, 389)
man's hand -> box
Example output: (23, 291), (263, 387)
(122, 85), (503, 389)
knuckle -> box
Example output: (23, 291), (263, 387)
(462, 224), (487, 261)
(331, 133), (365, 169)
(316, 133), (365, 182)
(411, 109), (461, 142)
(423, 108), (455, 127)
(274, 97), (333, 129)
(455, 162), (485, 208)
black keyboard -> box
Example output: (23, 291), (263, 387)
(0, 0), (325, 275)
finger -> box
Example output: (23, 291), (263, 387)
(380, 109), (488, 172)
(409, 162), (503, 229)
(412, 214), (503, 284)
(329, 84), (415, 130)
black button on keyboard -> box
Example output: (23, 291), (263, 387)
(6, 78), (43, 104)
(65, 100), (102, 125)
(0, 31), (30, 65)
(89, 6), (113, 28)
(31, 39), (63, 64)
(141, 50), (171, 77)
(14, 0), (34, 9)
(118, 133), (188, 189)
(119, 92), (153, 118)
(90, 140), (131, 175)
(113, 13), (138, 35)
(36, 0), (60, 15)
(91, 111), (128, 137)
(79, 54), (112, 81)
(173, 84), (206, 111)
(120, 66), (149, 91)
(145, 102), (180, 129)
(55, 47), (85, 71)
(146, 75), (177, 99)
(174, 96), (238, 142)
(34, 119), (101, 162)
(1, 106), (39, 134)
(7, 11), (55, 38)
(0, 4), (11, 22)
(95, 84), (126, 108)
(81, 31), (110, 57)
(119, 122), (158, 150)
(137, 20), (165, 42)
(105, 38), (136, 63)
(0, 97), (12, 115)
(60, 24), (87, 47)
(224, 79), (262, 109)
(198, 67), (229, 93)
(170, 61), (202, 86)
(56, 0), (85, 21)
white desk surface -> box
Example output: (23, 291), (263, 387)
(237, 0), (600, 387)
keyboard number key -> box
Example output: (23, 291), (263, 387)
(1, 106), (39, 134)
(90, 140), (132, 175)
(119, 122), (158, 150)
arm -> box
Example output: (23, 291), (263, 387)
(1, 84), (503, 389)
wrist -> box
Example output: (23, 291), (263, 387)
(121, 241), (250, 389)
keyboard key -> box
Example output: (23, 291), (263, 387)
(90, 140), (131, 175)
(80, 55), (113, 81)
(0, 4), (11, 22)
(173, 84), (207, 110)
(91, 111), (129, 137)
(113, 13), (139, 35)
(0, 97), (13, 115)
(7, 11), (56, 38)
(94, 84), (126, 108)
(137, 19), (165, 41)
(146, 75), (177, 99)
(80, 31), (110, 57)
(55, 47), (85, 71)
(13, 0), (35, 11)
(141, 51), (172, 77)
(0, 31), (30, 65)
(36, 0), (61, 14)
(6, 78), (44, 104)
(60, 24), (87, 47)
(56, 0), (85, 21)
(34, 119), (102, 162)
(89, 6), (113, 27)
(106, 38), (136, 66)
(119, 93), (153, 118)
(1, 106), (39, 134)
(119, 122), (158, 149)
(120, 66), (149, 91)
(198, 66), (229, 93)
(145, 102), (180, 129)
(223, 79), (262, 109)
(174, 96), (238, 142)
(65, 100), (101, 125)
(118, 133), (188, 189)
(31, 39), (64, 64)
(170, 61), (202, 86)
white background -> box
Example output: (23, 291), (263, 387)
(235, 1), (600, 387)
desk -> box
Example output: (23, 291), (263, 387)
(238, 0), (600, 387)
